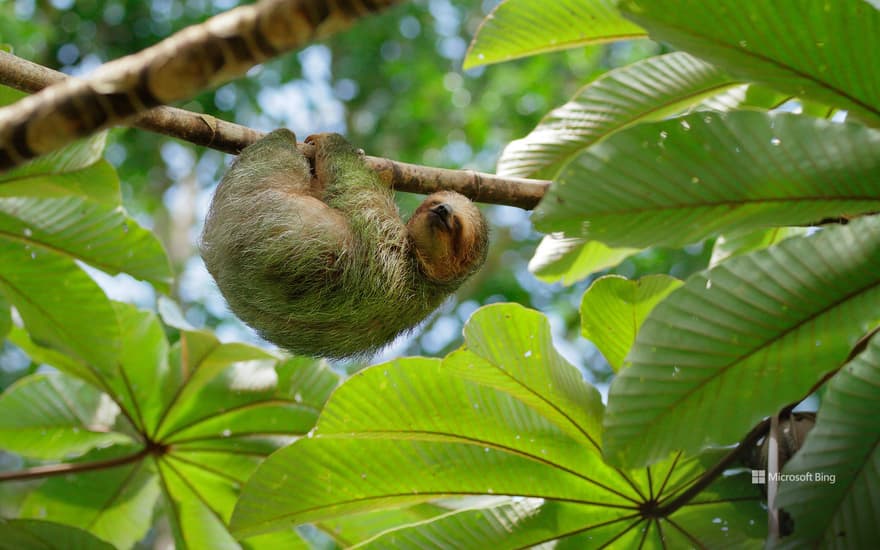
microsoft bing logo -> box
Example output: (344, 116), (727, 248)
(750, 469), (836, 485)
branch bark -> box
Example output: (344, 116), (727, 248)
(0, 50), (550, 209)
(0, 0), (403, 170)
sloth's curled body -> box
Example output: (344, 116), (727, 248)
(200, 130), (488, 359)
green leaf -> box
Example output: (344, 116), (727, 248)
(0, 373), (131, 460)
(498, 52), (739, 179)
(581, 274), (682, 371)
(0, 241), (120, 375)
(107, 303), (170, 435)
(0, 162), (173, 289)
(0, 519), (115, 550)
(620, 0), (880, 125)
(5, 325), (103, 389)
(153, 338), (286, 441)
(603, 216), (880, 467)
(0, 133), (108, 182)
(0, 290), (9, 340)
(529, 235), (638, 285)
(0, 160), (120, 206)
(231, 304), (763, 543)
(710, 227), (809, 266)
(464, 0), (645, 69)
(320, 503), (454, 547)
(159, 455), (242, 550)
(534, 111), (880, 247)
(774, 336), (880, 547)
(20, 446), (160, 550)
(231, 305), (623, 538)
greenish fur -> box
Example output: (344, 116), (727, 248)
(200, 129), (487, 359)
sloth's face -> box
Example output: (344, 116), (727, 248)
(408, 191), (488, 283)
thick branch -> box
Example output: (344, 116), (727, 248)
(0, 51), (550, 209)
(0, 0), (403, 170)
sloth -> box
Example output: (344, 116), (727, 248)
(200, 129), (488, 359)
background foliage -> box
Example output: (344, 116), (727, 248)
(1, 0), (878, 548)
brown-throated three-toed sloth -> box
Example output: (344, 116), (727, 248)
(200, 129), (488, 359)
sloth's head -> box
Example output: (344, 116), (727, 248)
(408, 191), (489, 284)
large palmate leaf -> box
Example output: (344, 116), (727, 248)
(498, 52), (739, 179)
(232, 304), (763, 546)
(773, 336), (880, 548)
(3, 301), (337, 549)
(534, 111), (880, 247)
(463, 0), (645, 69)
(619, 0), (880, 125)
(603, 216), (880, 468)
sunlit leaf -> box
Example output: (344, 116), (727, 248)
(581, 274), (682, 371)
(0, 162), (172, 289)
(232, 304), (763, 544)
(774, 336), (880, 547)
(710, 227), (809, 267)
(534, 112), (880, 247)
(464, 0), (644, 69)
(529, 234), (638, 285)
(498, 52), (738, 179)
(0, 373), (130, 460)
(0, 241), (120, 375)
(604, 216), (880, 467)
(620, 0), (880, 125)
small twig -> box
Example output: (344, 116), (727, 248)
(0, 50), (550, 209)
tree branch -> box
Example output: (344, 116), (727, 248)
(0, 0), (404, 171)
(0, 50), (550, 209)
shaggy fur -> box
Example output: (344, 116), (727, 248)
(200, 129), (488, 359)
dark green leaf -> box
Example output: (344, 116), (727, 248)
(0, 519), (115, 550)
(604, 217), (880, 467)
(774, 336), (880, 547)
(534, 112), (880, 247)
(620, 0), (880, 125)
